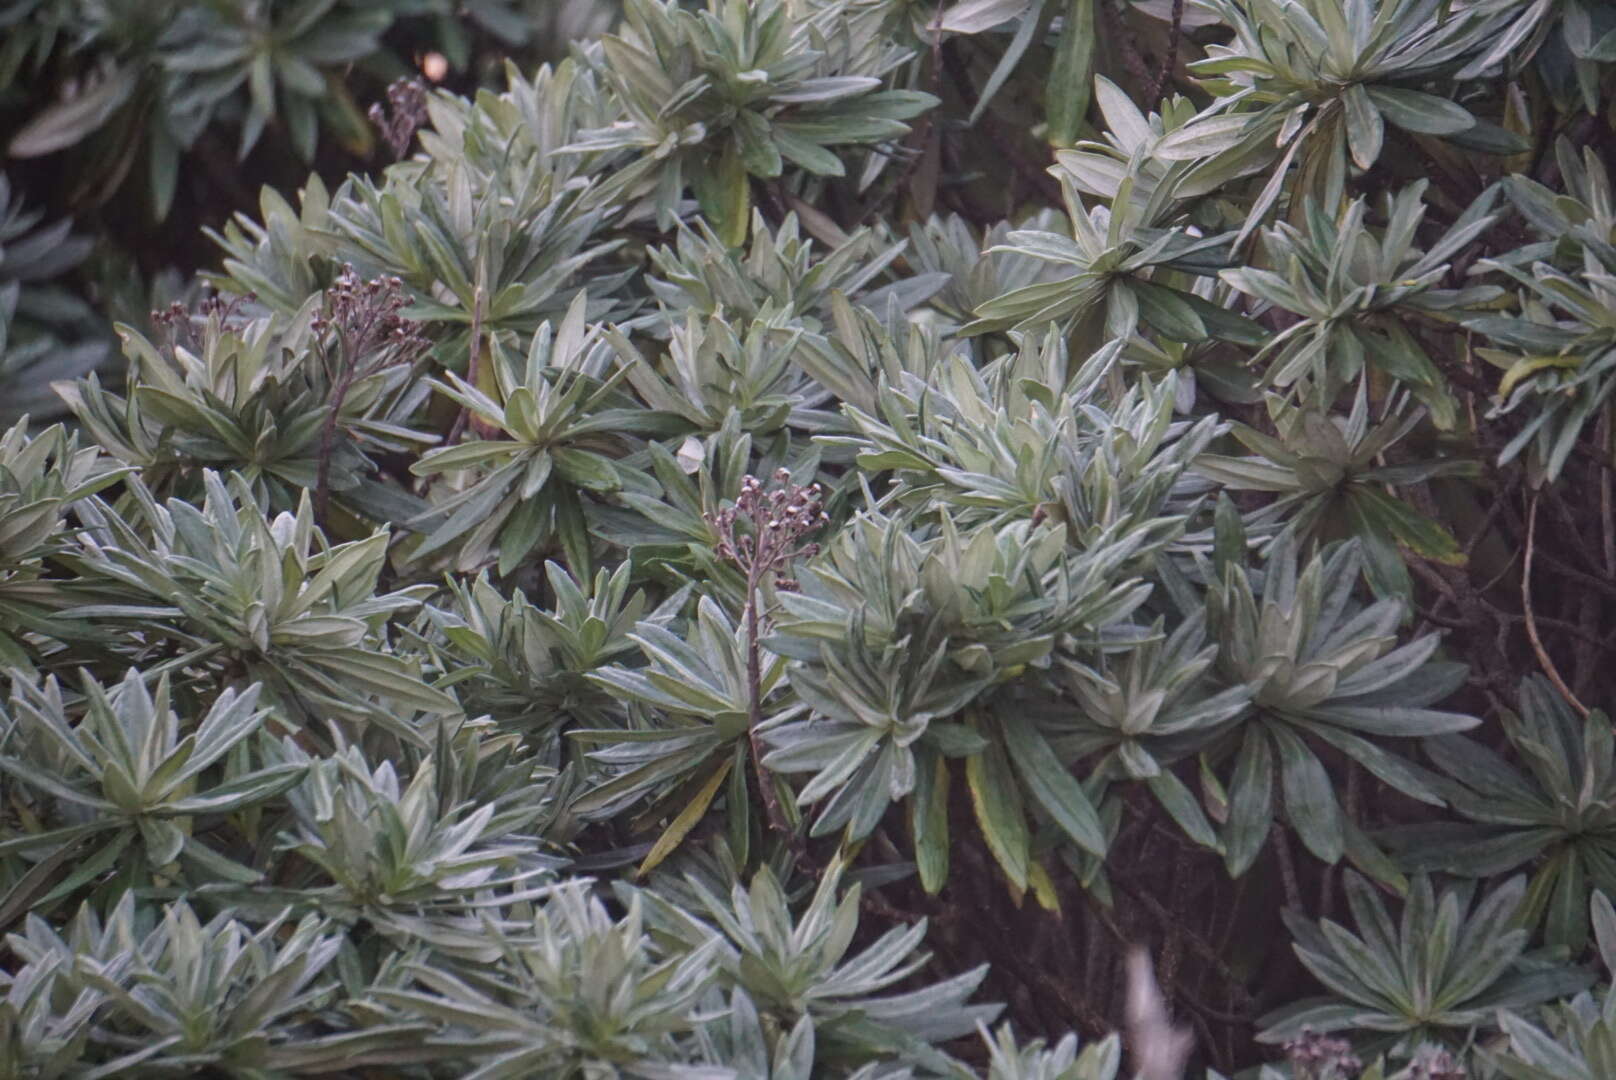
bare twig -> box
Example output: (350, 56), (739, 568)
(936, 40), (1065, 208)
(1108, 875), (1258, 1015)
(1272, 824), (1304, 912)
(1159, 843), (1189, 999)
(1582, 412), (1616, 691)
(1149, 0), (1186, 109)
(1524, 493), (1591, 717)
(1603, 411), (1615, 575)
(369, 78), (429, 159)
(1520, 544), (1616, 600)
(1102, 0), (1154, 92)
(151, 291), (254, 359)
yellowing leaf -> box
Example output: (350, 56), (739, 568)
(1499, 354), (1582, 398)
(1028, 858), (1062, 913)
(966, 731), (1028, 895)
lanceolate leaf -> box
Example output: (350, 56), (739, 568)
(966, 730), (1030, 893)
(1001, 712), (1108, 858)
(2, 3), (1604, 1075)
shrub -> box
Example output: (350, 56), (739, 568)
(4, 0), (1616, 1077)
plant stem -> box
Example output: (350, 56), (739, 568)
(1149, 0), (1185, 109)
(314, 338), (352, 528)
(1524, 493), (1591, 717)
(1103, 0), (1154, 95)
(447, 283), (486, 446)
(744, 566), (790, 839)
(1272, 824), (1303, 912)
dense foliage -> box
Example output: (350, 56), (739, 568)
(4, 0), (1616, 1077)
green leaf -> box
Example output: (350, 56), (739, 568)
(1594, 890), (1616, 975)
(966, 729), (1030, 893)
(1342, 83), (1384, 170)
(1364, 87), (1476, 136)
(637, 757), (733, 878)
(938, 0), (1031, 34)
(1147, 769), (1222, 852)
(1133, 280), (1209, 342)
(1348, 487), (1464, 565)
(695, 141), (751, 249)
(1224, 726), (1274, 877)
(1045, 0), (1096, 147)
(1154, 115), (1250, 161)
(1001, 713), (1108, 858)
(911, 749), (952, 894)
(1272, 725), (1344, 864)
(9, 65), (138, 157)
(969, 0), (1045, 126)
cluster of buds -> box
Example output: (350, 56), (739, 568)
(1283, 1029), (1362, 1080)
(311, 264), (429, 366)
(1403, 1048), (1465, 1080)
(309, 269), (427, 521)
(705, 469), (828, 590)
(369, 77), (429, 159)
(151, 291), (256, 352)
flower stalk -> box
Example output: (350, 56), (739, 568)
(705, 469), (826, 840)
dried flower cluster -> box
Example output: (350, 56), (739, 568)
(1284, 1029), (1362, 1080)
(311, 266), (429, 523)
(705, 469), (827, 590)
(151, 291), (256, 352)
(705, 469), (828, 845)
(311, 264), (429, 365)
(13, 0), (1616, 1075)
(369, 77), (430, 159)
(1403, 1047), (1465, 1080)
